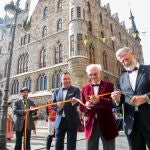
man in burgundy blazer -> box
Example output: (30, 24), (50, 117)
(80, 64), (118, 150)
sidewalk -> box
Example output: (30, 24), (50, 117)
(7, 120), (128, 150)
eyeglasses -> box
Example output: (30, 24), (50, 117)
(89, 73), (98, 76)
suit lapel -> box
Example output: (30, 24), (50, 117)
(88, 83), (94, 95)
(135, 65), (145, 92)
(57, 88), (63, 101)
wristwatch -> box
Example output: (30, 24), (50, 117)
(144, 94), (150, 103)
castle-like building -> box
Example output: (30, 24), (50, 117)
(0, 0), (144, 105)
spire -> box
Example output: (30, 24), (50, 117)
(129, 9), (141, 42)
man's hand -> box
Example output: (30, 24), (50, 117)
(85, 101), (94, 109)
(111, 91), (121, 102)
(57, 101), (65, 109)
(89, 95), (99, 104)
(130, 95), (147, 106)
(25, 109), (30, 113)
(71, 97), (78, 105)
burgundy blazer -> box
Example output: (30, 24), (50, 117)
(80, 80), (118, 140)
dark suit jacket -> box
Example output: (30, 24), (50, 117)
(116, 64), (150, 135)
(80, 81), (118, 140)
(13, 99), (35, 131)
(52, 86), (81, 129)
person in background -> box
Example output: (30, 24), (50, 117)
(52, 71), (81, 150)
(111, 47), (150, 150)
(6, 99), (14, 140)
(13, 87), (36, 150)
(46, 101), (57, 150)
(32, 109), (39, 135)
(80, 64), (118, 150)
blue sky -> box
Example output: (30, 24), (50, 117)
(1, 0), (149, 64)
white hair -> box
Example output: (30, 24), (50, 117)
(116, 47), (133, 58)
(86, 64), (102, 75)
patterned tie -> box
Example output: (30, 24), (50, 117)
(23, 99), (27, 109)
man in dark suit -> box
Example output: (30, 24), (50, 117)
(52, 72), (81, 150)
(80, 64), (118, 150)
(111, 47), (150, 150)
(13, 87), (36, 150)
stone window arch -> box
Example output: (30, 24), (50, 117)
(52, 70), (62, 88)
(42, 26), (47, 37)
(18, 53), (29, 74)
(57, 0), (63, 10)
(39, 47), (46, 68)
(43, 7), (48, 17)
(57, 19), (62, 31)
(103, 51), (108, 70)
(37, 74), (47, 91)
(23, 77), (32, 92)
(12, 80), (19, 94)
(55, 42), (63, 64)
(89, 44), (95, 63)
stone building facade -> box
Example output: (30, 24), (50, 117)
(0, 0), (144, 105)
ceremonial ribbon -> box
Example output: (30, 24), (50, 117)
(24, 111), (29, 150)
(88, 92), (112, 99)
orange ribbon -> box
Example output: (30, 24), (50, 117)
(88, 92), (112, 99)
(24, 111), (29, 150)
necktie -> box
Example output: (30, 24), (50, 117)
(23, 99), (27, 109)
(127, 67), (138, 73)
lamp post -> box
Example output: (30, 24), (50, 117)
(0, 0), (20, 149)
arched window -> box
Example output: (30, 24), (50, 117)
(99, 13), (103, 24)
(103, 51), (108, 70)
(77, 33), (83, 55)
(37, 74), (47, 91)
(55, 43), (63, 64)
(70, 35), (74, 56)
(57, 0), (63, 10)
(18, 53), (29, 74)
(24, 35), (28, 44)
(52, 70), (62, 88)
(57, 19), (62, 31)
(101, 31), (104, 38)
(52, 72), (57, 88)
(88, 21), (92, 32)
(12, 80), (19, 94)
(43, 7), (48, 17)
(110, 23), (113, 34)
(87, 2), (91, 13)
(89, 44), (95, 63)
(23, 77), (32, 92)
(42, 26), (47, 37)
(112, 41), (115, 50)
(39, 47), (46, 68)
(119, 32), (122, 42)
(77, 6), (81, 18)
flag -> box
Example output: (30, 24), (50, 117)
(93, 38), (97, 44)
(110, 36), (115, 41)
(102, 38), (106, 43)
(132, 33), (137, 38)
(84, 40), (88, 46)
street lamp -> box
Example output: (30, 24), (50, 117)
(0, 0), (21, 149)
